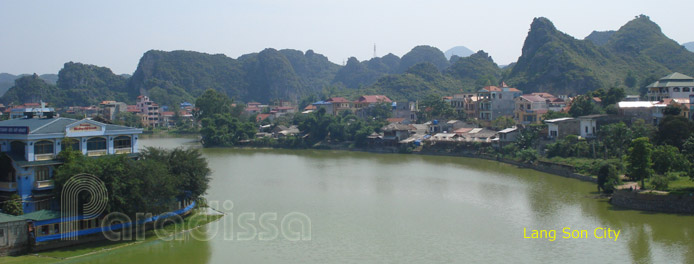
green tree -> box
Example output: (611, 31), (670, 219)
(542, 111), (570, 120)
(200, 113), (256, 147)
(194, 89), (232, 120)
(597, 163), (621, 193)
(1, 194), (23, 216)
(421, 94), (455, 120)
(656, 115), (693, 149)
(651, 145), (690, 175)
(663, 104), (682, 116)
(624, 71), (637, 88)
(627, 137), (654, 187)
(599, 122), (632, 157)
(569, 95), (602, 117)
(491, 116), (515, 130)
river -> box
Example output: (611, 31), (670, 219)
(61, 136), (694, 263)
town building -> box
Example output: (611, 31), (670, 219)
(325, 97), (352, 115)
(451, 93), (478, 119)
(98, 101), (127, 121)
(646, 72), (694, 101)
(0, 112), (142, 214)
(476, 83), (522, 121)
(392, 101), (418, 123)
(353, 95), (392, 109)
(0, 212), (28, 256)
(544, 117), (580, 140)
(135, 96), (161, 127)
(514, 95), (549, 125)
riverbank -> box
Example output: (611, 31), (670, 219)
(233, 139), (694, 214)
(0, 209), (223, 264)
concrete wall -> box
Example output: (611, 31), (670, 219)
(0, 220), (28, 256)
(610, 190), (694, 214)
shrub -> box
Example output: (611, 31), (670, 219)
(650, 175), (670, 191)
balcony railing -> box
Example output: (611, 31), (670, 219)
(115, 148), (132, 154)
(34, 180), (54, 189)
(34, 153), (55, 161)
(0, 181), (17, 191)
(87, 150), (107, 157)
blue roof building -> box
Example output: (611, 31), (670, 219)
(0, 116), (142, 214)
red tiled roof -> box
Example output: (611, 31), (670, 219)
(304, 105), (317, 110)
(256, 114), (271, 122)
(507, 88), (521, 92)
(245, 106), (261, 112)
(274, 106), (294, 110)
(386, 118), (405, 123)
(355, 95), (392, 103)
(482, 86), (501, 92)
(531, 92), (555, 98)
(592, 97), (602, 102)
(326, 97), (350, 103)
(161, 111), (175, 117)
(519, 95), (547, 102)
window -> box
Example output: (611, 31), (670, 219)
(684, 87), (691, 92)
(585, 126), (588, 133)
(36, 199), (51, 211)
(34, 141), (54, 155)
(54, 224), (60, 234)
(36, 167), (50, 181)
(64, 138), (80, 151)
(41, 225), (49, 236)
(674, 87), (680, 92)
(10, 141), (25, 156)
(114, 136), (131, 149)
(87, 138), (107, 151)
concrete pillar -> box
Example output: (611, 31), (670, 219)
(107, 136), (114, 154)
(55, 139), (62, 154)
(26, 141), (34, 162)
(132, 135), (139, 153)
(81, 137), (88, 155)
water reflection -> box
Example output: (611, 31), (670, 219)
(133, 137), (694, 263)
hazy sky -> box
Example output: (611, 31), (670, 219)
(1, 0), (692, 75)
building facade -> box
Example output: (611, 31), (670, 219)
(0, 115), (142, 214)
(646, 72), (694, 101)
(477, 84), (522, 121)
(135, 96), (161, 127)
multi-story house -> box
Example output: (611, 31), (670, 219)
(477, 84), (522, 121)
(451, 93), (478, 119)
(0, 109), (142, 214)
(98, 101), (127, 121)
(646, 72), (694, 101)
(136, 96), (161, 127)
(514, 95), (549, 125)
(325, 97), (353, 115)
(392, 101), (418, 123)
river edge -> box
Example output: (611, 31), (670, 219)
(0, 210), (224, 264)
(227, 142), (694, 215)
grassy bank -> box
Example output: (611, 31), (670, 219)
(1, 210), (222, 264)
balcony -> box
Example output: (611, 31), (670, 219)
(87, 150), (107, 157)
(34, 153), (55, 161)
(115, 148), (132, 154)
(0, 181), (17, 191)
(34, 180), (54, 190)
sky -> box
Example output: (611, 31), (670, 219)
(1, 0), (693, 75)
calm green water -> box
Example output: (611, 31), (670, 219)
(66, 136), (694, 263)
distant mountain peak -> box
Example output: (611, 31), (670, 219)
(444, 46), (474, 60)
(684, 42), (694, 52)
